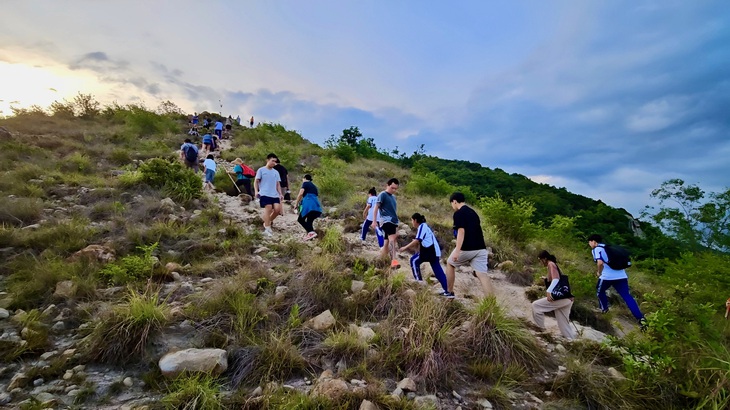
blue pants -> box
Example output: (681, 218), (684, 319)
(596, 278), (644, 321)
(361, 219), (384, 247)
(410, 253), (448, 292)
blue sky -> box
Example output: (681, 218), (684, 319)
(1, 1), (729, 215)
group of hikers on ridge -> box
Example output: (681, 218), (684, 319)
(180, 126), (648, 340)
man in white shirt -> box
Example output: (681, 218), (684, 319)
(254, 153), (284, 236)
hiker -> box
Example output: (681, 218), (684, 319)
(203, 154), (216, 190)
(399, 213), (449, 293)
(180, 138), (199, 173)
(273, 158), (291, 202)
(203, 117), (211, 129)
(294, 174), (322, 241)
(202, 132), (214, 155)
(532, 250), (576, 340)
(225, 115), (233, 138)
(230, 158), (254, 197)
(214, 119), (224, 141)
(445, 192), (493, 299)
(254, 153), (284, 237)
(249, 116), (254, 127)
(191, 112), (199, 130)
(361, 187), (384, 247)
(236, 115), (242, 126)
(372, 178), (400, 269)
(588, 234), (646, 327)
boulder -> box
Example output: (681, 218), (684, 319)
(496, 260), (514, 271)
(69, 245), (115, 264)
(53, 281), (77, 300)
(0, 308), (9, 320)
(348, 324), (375, 343)
(159, 348), (228, 378)
(359, 399), (379, 410)
(310, 377), (349, 399)
(308, 310), (336, 331)
(397, 377), (417, 392)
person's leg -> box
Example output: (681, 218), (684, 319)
(429, 260), (449, 292)
(307, 212), (321, 233)
(596, 278), (611, 313)
(531, 297), (554, 329)
(361, 219), (372, 241)
(471, 250), (493, 297)
(612, 278), (645, 321)
(553, 299), (576, 339)
(376, 227), (384, 247)
(270, 202), (282, 224)
(297, 214), (308, 233)
(262, 204), (272, 228)
(242, 179), (253, 196)
(409, 254), (423, 281)
(388, 234), (398, 264)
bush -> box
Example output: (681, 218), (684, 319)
(83, 287), (170, 364)
(0, 197), (43, 226)
(100, 243), (158, 285)
(406, 172), (454, 198)
(479, 195), (537, 243)
(161, 374), (224, 410)
(137, 158), (202, 203)
(6, 254), (94, 309)
(316, 157), (351, 202)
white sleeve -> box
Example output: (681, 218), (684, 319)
(546, 278), (559, 293)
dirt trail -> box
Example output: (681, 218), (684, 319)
(204, 139), (610, 343)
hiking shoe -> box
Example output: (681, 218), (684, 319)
(390, 260), (401, 269)
(438, 291), (455, 299)
(639, 318), (648, 332)
(303, 232), (317, 241)
(263, 228), (274, 237)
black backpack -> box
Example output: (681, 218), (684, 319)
(184, 145), (198, 163)
(544, 265), (573, 300)
(600, 245), (632, 270)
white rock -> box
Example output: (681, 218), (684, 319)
(359, 399), (379, 410)
(348, 324), (376, 343)
(414, 395), (439, 407)
(0, 308), (9, 319)
(123, 377), (133, 387)
(308, 310), (336, 331)
(159, 348), (228, 378)
(350, 280), (365, 293)
(479, 399), (494, 409)
(397, 377), (417, 392)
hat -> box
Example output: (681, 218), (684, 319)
(232, 158), (243, 165)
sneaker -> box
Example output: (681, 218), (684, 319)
(639, 318), (648, 332)
(438, 291), (455, 299)
(263, 228), (273, 237)
(303, 232), (317, 241)
(390, 259), (401, 269)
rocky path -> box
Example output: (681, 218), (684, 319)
(204, 139), (610, 343)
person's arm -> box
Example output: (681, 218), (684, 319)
(254, 178), (260, 197)
(295, 188), (305, 206)
(276, 181), (283, 199)
(399, 239), (420, 253)
(451, 228), (465, 261)
(595, 249), (605, 277)
(545, 262), (560, 301)
(372, 202), (381, 226)
(363, 202), (371, 220)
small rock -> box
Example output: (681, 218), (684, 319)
(40, 351), (57, 361)
(275, 286), (289, 301)
(350, 280), (365, 293)
(33, 378), (44, 387)
(359, 399), (379, 410)
(67, 389), (81, 397)
(51, 321), (65, 332)
(0, 392), (10, 405)
(159, 348), (228, 378)
(200, 277), (214, 283)
(544, 391), (553, 397)
(123, 377), (134, 387)
(251, 386), (263, 397)
(63, 370), (74, 380)
(311, 378), (349, 399)
(0, 308), (9, 320)
(406, 392), (416, 400)
(348, 324), (376, 343)
(22, 224), (41, 230)
(554, 344), (566, 353)
(397, 377), (417, 392)
(8, 372), (29, 390)
(479, 399), (493, 409)
(165, 262), (182, 273)
(319, 369), (334, 381)
(391, 387), (403, 398)
(307, 310), (336, 331)
(171, 272), (182, 281)
(414, 395), (439, 407)
(608, 367), (626, 381)
(72, 365), (85, 373)
(452, 390), (462, 401)
(403, 289), (417, 300)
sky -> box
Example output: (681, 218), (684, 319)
(1, 1), (729, 216)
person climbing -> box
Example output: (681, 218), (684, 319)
(225, 115), (233, 138)
(294, 174), (323, 241)
(203, 154), (216, 190)
(532, 250), (576, 340)
(180, 138), (199, 173)
(588, 234), (646, 330)
(230, 158), (254, 197)
(249, 116), (254, 128)
(203, 117), (211, 130)
(273, 157), (291, 202)
(445, 192), (493, 299)
(254, 153), (284, 237)
(202, 132), (214, 156)
(236, 115), (241, 126)
(214, 118), (224, 141)
(399, 213), (449, 293)
(191, 112), (199, 130)
(361, 187), (384, 247)
(372, 178), (400, 269)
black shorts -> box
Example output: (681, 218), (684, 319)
(381, 222), (397, 236)
(259, 196), (281, 208)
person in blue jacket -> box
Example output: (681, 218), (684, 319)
(294, 174), (322, 241)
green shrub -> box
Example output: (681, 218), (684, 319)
(479, 195), (537, 243)
(100, 242), (158, 285)
(6, 255), (93, 309)
(0, 197), (43, 226)
(137, 158), (202, 203)
(406, 172), (454, 197)
(62, 152), (93, 173)
(84, 288), (170, 364)
(161, 374), (224, 410)
(316, 157), (351, 202)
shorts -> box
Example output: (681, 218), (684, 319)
(204, 169), (215, 183)
(381, 222), (397, 236)
(259, 196), (281, 208)
(447, 248), (489, 273)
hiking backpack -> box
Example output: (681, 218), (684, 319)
(241, 164), (256, 178)
(600, 245), (632, 270)
(184, 145), (198, 163)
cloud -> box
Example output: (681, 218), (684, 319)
(69, 51), (129, 72)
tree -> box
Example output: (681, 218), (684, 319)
(72, 93), (100, 118)
(643, 179), (730, 252)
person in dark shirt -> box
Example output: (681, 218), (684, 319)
(294, 174), (322, 241)
(445, 192), (493, 299)
(274, 158), (291, 201)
